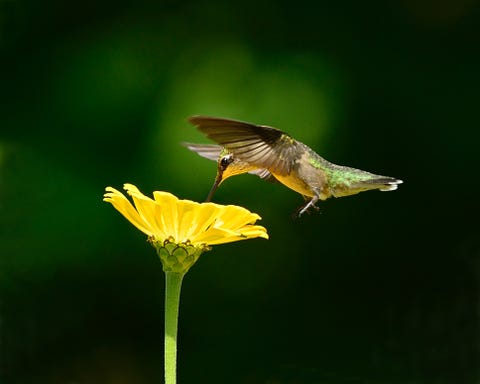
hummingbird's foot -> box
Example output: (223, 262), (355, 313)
(294, 196), (320, 218)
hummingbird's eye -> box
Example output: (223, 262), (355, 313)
(220, 155), (233, 170)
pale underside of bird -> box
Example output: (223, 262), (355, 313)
(184, 116), (403, 216)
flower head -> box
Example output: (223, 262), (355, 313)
(104, 184), (268, 272)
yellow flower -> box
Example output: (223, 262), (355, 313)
(103, 183), (268, 272)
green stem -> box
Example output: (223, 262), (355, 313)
(164, 271), (185, 384)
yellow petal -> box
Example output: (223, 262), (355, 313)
(103, 187), (154, 236)
(197, 226), (267, 245)
(130, 192), (168, 241)
(123, 183), (141, 194)
(216, 206), (262, 230)
(153, 191), (180, 241)
(176, 198), (201, 241)
(194, 203), (223, 233)
(193, 227), (244, 245)
(235, 225), (269, 240)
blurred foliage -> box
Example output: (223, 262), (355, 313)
(0, 0), (479, 383)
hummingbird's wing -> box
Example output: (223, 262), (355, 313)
(188, 116), (303, 176)
(248, 168), (278, 182)
(182, 142), (276, 181)
(181, 143), (222, 161)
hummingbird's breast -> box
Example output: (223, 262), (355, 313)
(271, 151), (330, 199)
(272, 173), (315, 197)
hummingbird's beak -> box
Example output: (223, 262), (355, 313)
(205, 169), (223, 202)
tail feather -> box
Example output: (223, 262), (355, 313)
(362, 177), (403, 191)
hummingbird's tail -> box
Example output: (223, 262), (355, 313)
(357, 177), (403, 191)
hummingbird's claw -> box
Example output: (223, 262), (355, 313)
(293, 196), (321, 218)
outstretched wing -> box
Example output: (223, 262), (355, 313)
(181, 143), (222, 161)
(188, 116), (303, 176)
(182, 142), (276, 181)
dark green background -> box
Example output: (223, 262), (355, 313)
(1, 1), (478, 383)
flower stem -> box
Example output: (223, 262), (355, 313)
(164, 271), (185, 384)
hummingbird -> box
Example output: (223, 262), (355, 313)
(184, 116), (403, 216)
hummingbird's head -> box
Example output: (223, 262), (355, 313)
(205, 150), (256, 202)
(217, 152), (255, 179)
